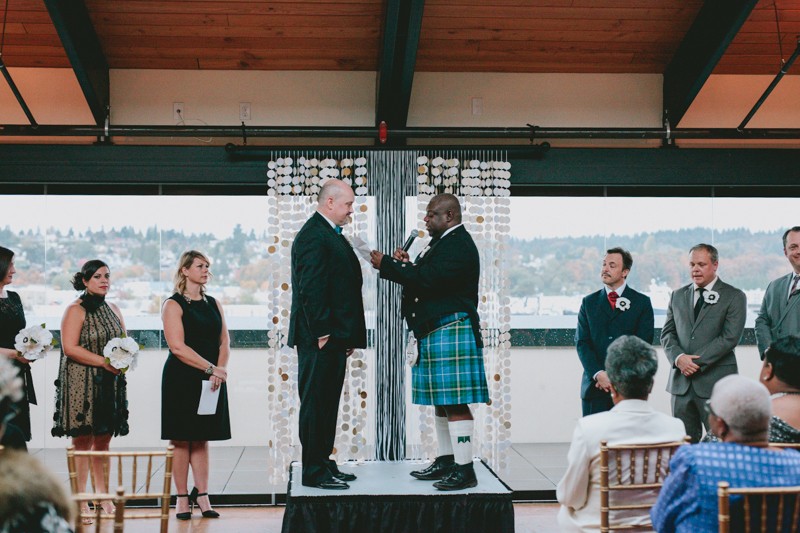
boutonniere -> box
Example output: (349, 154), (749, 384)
(615, 297), (631, 311)
(702, 290), (720, 305)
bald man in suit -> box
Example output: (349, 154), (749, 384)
(660, 243), (746, 442)
(755, 226), (800, 359)
(288, 179), (367, 490)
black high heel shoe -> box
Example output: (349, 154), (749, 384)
(190, 487), (220, 518)
(175, 494), (192, 520)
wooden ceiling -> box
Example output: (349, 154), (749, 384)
(0, 0), (797, 75)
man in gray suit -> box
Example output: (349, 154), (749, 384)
(661, 243), (747, 442)
(755, 226), (800, 359)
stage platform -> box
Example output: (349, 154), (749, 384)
(31, 442), (567, 504)
(281, 459), (514, 533)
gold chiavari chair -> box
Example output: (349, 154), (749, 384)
(66, 445), (174, 533)
(599, 437), (690, 532)
(717, 481), (800, 533)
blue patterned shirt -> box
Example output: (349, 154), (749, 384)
(651, 442), (800, 533)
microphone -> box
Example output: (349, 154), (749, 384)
(401, 230), (418, 252)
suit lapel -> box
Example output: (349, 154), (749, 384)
(597, 289), (614, 319)
(685, 285), (699, 328)
(778, 273), (799, 326)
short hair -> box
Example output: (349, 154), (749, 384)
(765, 336), (800, 389)
(70, 259), (109, 291)
(782, 226), (800, 249)
(0, 246), (14, 280)
(318, 179), (351, 205)
(606, 247), (633, 271)
(430, 193), (462, 223)
(689, 243), (719, 263)
(710, 375), (771, 436)
(173, 250), (211, 296)
(605, 335), (658, 399)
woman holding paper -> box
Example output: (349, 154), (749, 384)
(0, 246), (35, 447)
(162, 250), (230, 520)
(52, 259), (128, 520)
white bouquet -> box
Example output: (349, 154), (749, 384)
(103, 334), (140, 373)
(14, 324), (57, 361)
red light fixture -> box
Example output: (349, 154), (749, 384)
(378, 121), (388, 144)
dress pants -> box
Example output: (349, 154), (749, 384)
(581, 394), (614, 417)
(671, 382), (708, 443)
(297, 340), (347, 485)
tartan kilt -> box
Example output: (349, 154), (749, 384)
(412, 312), (489, 406)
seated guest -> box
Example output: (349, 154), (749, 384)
(0, 356), (73, 532)
(557, 335), (686, 532)
(761, 336), (800, 443)
(651, 375), (800, 533)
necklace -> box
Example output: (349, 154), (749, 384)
(182, 292), (207, 304)
(771, 391), (800, 399)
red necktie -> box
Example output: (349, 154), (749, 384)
(607, 291), (618, 309)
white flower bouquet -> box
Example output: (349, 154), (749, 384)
(103, 334), (140, 373)
(14, 324), (57, 361)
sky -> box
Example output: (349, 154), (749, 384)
(1, 195), (798, 241)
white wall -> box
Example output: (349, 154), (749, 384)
(26, 344), (765, 449)
(3, 69), (800, 132)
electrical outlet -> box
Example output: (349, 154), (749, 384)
(239, 102), (252, 122)
(471, 97), (483, 116)
(173, 102), (184, 122)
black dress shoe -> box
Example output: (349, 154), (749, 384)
(433, 463), (477, 491)
(303, 477), (350, 490)
(328, 460), (357, 482)
(410, 454), (455, 480)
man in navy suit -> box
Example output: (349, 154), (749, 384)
(288, 179), (367, 490)
(575, 247), (654, 416)
(755, 226), (800, 358)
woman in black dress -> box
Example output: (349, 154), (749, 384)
(0, 246), (36, 450)
(51, 259), (128, 521)
(162, 250), (230, 520)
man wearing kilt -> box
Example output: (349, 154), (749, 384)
(370, 193), (489, 491)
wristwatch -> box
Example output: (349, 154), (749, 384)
(205, 364), (215, 376)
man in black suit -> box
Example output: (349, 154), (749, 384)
(575, 247), (654, 416)
(370, 193), (489, 491)
(288, 179), (367, 490)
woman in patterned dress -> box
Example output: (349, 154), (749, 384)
(761, 336), (800, 443)
(0, 246), (35, 449)
(52, 260), (129, 518)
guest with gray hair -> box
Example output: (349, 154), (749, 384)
(558, 336), (686, 532)
(652, 375), (800, 533)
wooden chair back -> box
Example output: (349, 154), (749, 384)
(718, 481), (800, 533)
(73, 486), (126, 533)
(769, 443), (800, 450)
(599, 437), (690, 532)
(66, 445), (174, 533)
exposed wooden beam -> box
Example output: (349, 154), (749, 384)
(43, 0), (109, 126)
(375, 0), (425, 144)
(663, 0), (759, 127)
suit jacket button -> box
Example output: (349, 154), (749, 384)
(608, 336), (613, 340)
(411, 313), (415, 317)
(415, 298), (419, 302)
